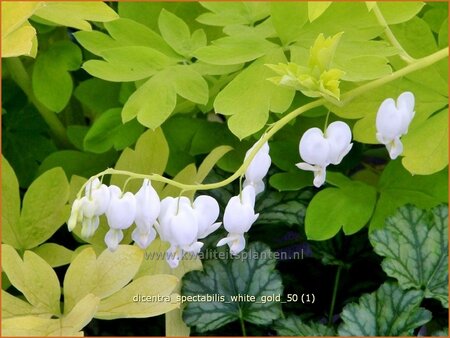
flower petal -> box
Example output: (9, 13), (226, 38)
(299, 127), (330, 166)
(325, 121), (353, 165)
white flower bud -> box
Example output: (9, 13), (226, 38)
(105, 228), (124, 252)
(376, 91), (415, 159)
(243, 141), (271, 194)
(132, 179), (160, 249)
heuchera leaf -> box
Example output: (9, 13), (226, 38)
(182, 242), (283, 332)
(370, 204), (448, 307)
(338, 282), (431, 336)
(275, 315), (335, 336)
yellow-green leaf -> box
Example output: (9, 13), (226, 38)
(1, 316), (61, 337)
(2, 21), (37, 58)
(196, 145), (233, 184)
(160, 163), (197, 199)
(96, 275), (179, 319)
(32, 243), (74, 268)
(308, 2), (332, 22)
(62, 294), (99, 332)
(402, 109), (448, 175)
(2, 245), (61, 316)
(2, 290), (36, 319)
(19, 167), (70, 249)
(111, 128), (169, 194)
(33, 2), (119, 31)
(1, 156), (21, 248)
(63, 246), (143, 313)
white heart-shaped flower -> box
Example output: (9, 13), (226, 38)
(193, 195), (221, 239)
(244, 141), (271, 194)
(106, 185), (136, 230)
(376, 91), (415, 159)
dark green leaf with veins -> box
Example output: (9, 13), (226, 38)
(182, 242), (283, 332)
(370, 204), (448, 307)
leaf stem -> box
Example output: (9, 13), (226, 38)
(239, 315), (247, 336)
(4, 57), (71, 148)
(328, 265), (343, 327)
(371, 3), (416, 64)
(76, 47), (448, 197)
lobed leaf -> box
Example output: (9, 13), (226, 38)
(182, 242), (283, 332)
(370, 204), (448, 307)
(338, 282), (431, 335)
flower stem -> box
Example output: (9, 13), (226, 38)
(328, 265), (343, 327)
(77, 47), (448, 197)
(371, 3), (416, 64)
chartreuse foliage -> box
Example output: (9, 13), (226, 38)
(182, 242), (283, 333)
(2, 244), (179, 336)
(2, 1), (449, 336)
(1, 1), (118, 58)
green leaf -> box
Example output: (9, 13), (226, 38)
(104, 18), (179, 57)
(2, 290), (37, 319)
(214, 48), (294, 139)
(255, 189), (312, 227)
(111, 128), (169, 194)
(32, 41), (82, 112)
(401, 109), (448, 175)
(83, 46), (177, 82)
(19, 167), (70, 249)
(33, 1), (118, 31)
(2, 294), (99, 336)
(269, 172), (313, 191)
(32, 243), (74, 268)
(158, 9), (193, 57)
(275, 315), (335, 336)
(423, 5), (448, 33)
(95, 275), (179, 319)
(62, 294), (100, 333)
(193, 34), (276, 65)
(84, 108), (144, 154)
(338, 282), (431, 336)
(38, 150), (117, 181)
(370, 204), (448, 307)
(305, 179), (377, 240)
(63, 246), (144, 313)
(371, 161), (448, 230)
(2, 245), (61, 316)
(1, 156), (21, 248)
(122, 66), (208, 129)
(182, 242), (283, 332)
(377, 2), (425, 24)
(195, 145), (233, 184)
(270, 2), (308, 45)
(1, 2), (41, 57)
(390, 17), (437, 58)
(74, 79), (121, 117)
(308, 2), (332, 22)
(197, 2), (270, 27)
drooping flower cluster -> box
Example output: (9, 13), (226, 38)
(68, 142), (270, 265)
(296, 121), (353, 187)
(68, 91), (415, 264)
(376, 91), (415, 160)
